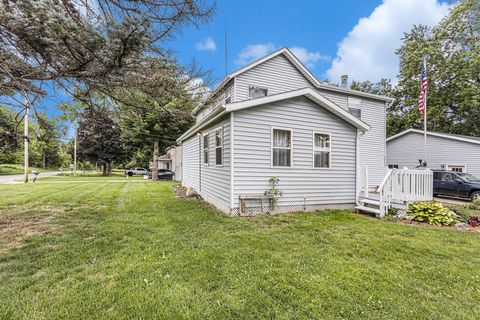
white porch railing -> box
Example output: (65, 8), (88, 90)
(377, 168), (433, 217)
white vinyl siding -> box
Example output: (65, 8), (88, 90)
(182, 135), (200, 191)
(199, 117), (231, 212)
(387, 132), (480, 178)
(232, 96), (357, 210)
(234, 54), (314, 102)
(318, 89), (386, 187)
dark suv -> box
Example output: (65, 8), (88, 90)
(433, 170), (480, 201)
(148, 169), (175, 180)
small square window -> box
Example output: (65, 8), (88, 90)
(249, 86), (268, 99)
(388, 164), (399, 169)
(348, 107), (361, 119)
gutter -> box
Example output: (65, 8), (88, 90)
(315, 83), (394, 103)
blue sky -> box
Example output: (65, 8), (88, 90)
(40, 0), (451, 119)
(167, 0), (382, 84)
(168, 0), (449, 87)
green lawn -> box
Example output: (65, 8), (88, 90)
(0, 179), (479, 319)
(0, 164), (57, 175)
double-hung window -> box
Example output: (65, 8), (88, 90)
(313, 133), (331, 168)
(203, 133), (209, 165)
(272, 129), (292, 167)
(215, 127), (223, 165)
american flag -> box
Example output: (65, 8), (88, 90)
(418, 59), (427, 115)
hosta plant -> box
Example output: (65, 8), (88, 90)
(408, 202), (458, 226)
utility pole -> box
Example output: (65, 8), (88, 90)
(74, 126), (77, 176)
(23, 97), (29, 184)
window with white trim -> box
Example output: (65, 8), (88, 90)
(313, 133), (331, 168)
(203, 133), (209, 165)
(215, 127), (223, 165)
(249, 86), (268, 99)
(388, 164), (399, 169)
(272, 129), (292, 167)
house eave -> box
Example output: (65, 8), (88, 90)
(387, 129), (480, 145)
(315, 83), (394, 103)
(225, 88), (370, 132)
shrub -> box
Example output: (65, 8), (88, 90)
(408, 202), (458, 226)
(473, 197), (480, 207)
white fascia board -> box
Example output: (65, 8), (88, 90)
(225, 88), (370, 132)
(315, 83), (394, 103)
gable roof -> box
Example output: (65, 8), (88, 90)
(387, 129), (480, 146)
(229, 47), (321, 87)
(226, 88), (370, 131)
(192, 48), (393, 116)
(178, 88), (370, 143)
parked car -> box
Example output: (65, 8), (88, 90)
(125, 167), (148, 176)
(148, 169), (175, 180)
(433, 170), (480, 201)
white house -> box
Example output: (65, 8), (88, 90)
(177, 48), (423, 216)
(387, 129), (480, 177)
(157, 145), (182, 182)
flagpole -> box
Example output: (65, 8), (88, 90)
(423, 57), (427, 166)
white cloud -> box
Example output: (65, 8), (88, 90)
(195, 37), (217, 51)
(290, 47), (329, 68)
(187, 77), (211, 101)
(235, 43), (277, 65)
(326, 0), (450, 83)
(235, 44), (328, 68)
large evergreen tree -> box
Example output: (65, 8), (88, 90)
(77, 106), (125, 175)
(120, 92), (194, 181)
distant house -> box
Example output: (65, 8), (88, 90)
(157, 145), (182, 182)
(387, 129), (480, 177)
(176, 48), (398, 215)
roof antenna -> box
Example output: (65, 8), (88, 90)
(223, 10), (228, 76)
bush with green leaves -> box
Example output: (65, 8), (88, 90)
(473, 197), (480, 207)
(408, 202), (458, 226)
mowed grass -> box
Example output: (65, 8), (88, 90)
(0, 164), (57, 175)
(1, 180), (480, 319)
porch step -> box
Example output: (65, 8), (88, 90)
(359, 198), (380, 206)
(355, 205), (381, 216)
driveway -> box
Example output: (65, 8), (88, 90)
(0, 171), (61, 184)
(434, 196), (470, 206)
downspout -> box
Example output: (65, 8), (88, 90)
(230, 111), (235, 213)
(198, 132), (202, 193)
(356, 129), (362, 206)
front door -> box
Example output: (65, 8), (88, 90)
(437, 172), (459, 197)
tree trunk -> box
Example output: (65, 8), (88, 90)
(42, 152), (46, 169)
(102, 162), (107, 176)
(107, 161), (113, 175)
(152, 138), (159, 182)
